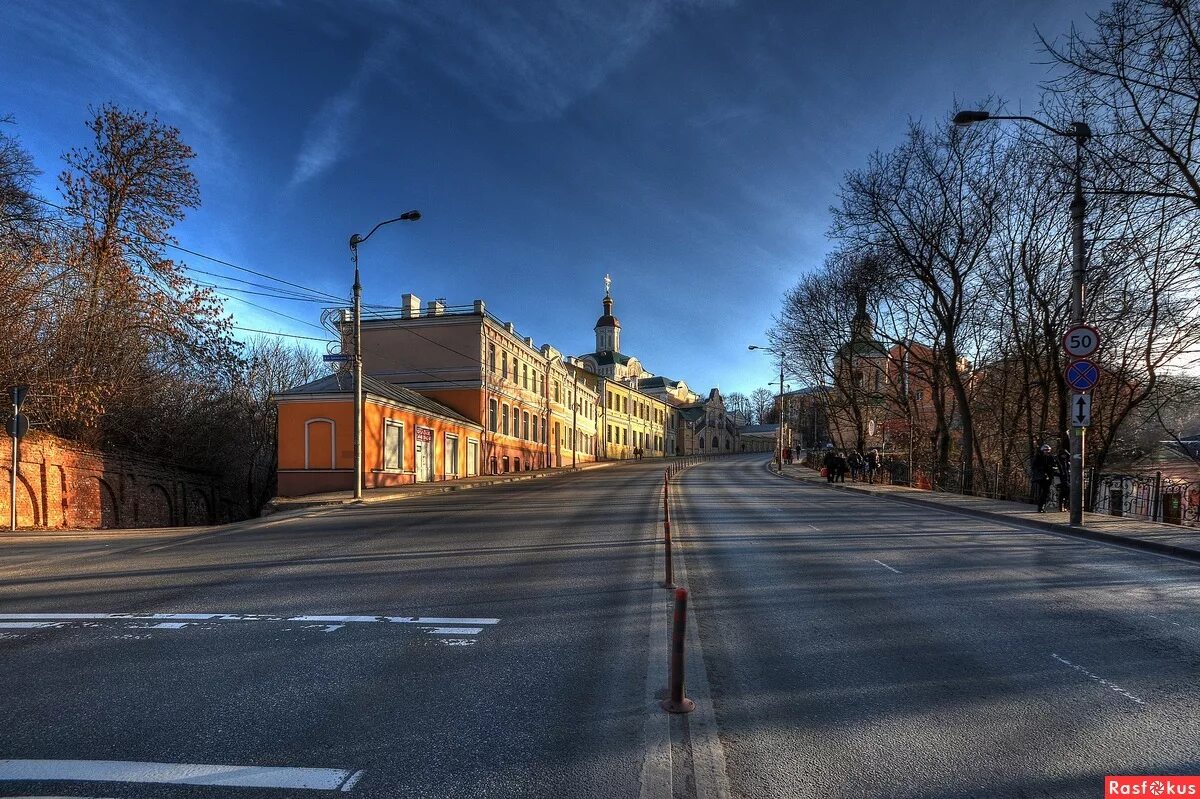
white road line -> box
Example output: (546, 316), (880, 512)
(425, 627), (484, 635)
(0, 622), (62, 629)
(149, 622), (189, 630)
(0, 760), (360, 790)
(340, 769), (366, 791)
(1051, 653), (1146, 705)
(0, 613), (500, 626)
(872, 559), (901, 574)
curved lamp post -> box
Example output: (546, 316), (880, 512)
(347, 211), (421, 500)
(954, 110), (1091, 526)
(749, 345), (786, 472)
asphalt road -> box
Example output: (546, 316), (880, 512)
(0, 460), (669, 799)
(675, 455), (1200, 799)
(2, 453), (1198, 799)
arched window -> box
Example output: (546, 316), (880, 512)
(712, 436), (719, 450)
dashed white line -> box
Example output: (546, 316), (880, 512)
(0, 760), (360, 790)
(1051, 653), (1145, 705)
(872, 559), (901, 574)
(339, 769), (366, 792)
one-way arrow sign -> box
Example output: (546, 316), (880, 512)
(1072, 392), (1091, 428)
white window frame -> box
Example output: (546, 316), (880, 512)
(382, 419), (405, 471)
(466, 438), (479, 477)
(445, 432), (460, 478)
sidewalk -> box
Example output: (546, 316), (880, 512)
(263, 458), (630, 514)
(775, 462), (1200, 563)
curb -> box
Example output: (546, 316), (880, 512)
(263, 458), (642, 515)
(770, 463), (1200, 565)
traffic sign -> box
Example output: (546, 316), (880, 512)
(1071, 392), (1091, 428)
(1063, 325), (1101, 358)
(9, 385), (27, 408)
(6, 414), (28, 439)
(1066, 359), (1100, 392)
(322, 353), (350, 363)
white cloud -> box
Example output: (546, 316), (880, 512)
(289, 29), (404, 187)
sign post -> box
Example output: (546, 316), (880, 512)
(8, 385), (28, 532)
(1062, 325), (1101, 359)
(1062, 327), (1101, 527)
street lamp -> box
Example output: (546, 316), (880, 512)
(953, 109), (1091, 526)
(347, 210), (421, 500)
(749, 344), (786, 472)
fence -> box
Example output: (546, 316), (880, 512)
(799, 449), (1200, 530)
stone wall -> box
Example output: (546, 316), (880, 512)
(0, 431), (232, 530)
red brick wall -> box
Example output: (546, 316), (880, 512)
(0, 431), (229, 530)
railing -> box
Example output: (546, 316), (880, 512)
(798, 451), (1200, 530)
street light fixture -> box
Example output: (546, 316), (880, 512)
(954, 109), (1091, 527)
(749, 344), (786, 472)
(347, 210), (421, 500)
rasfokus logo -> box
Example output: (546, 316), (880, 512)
(1107, 776), (1200, 797)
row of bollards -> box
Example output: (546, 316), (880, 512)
(660, 466), (694, 714)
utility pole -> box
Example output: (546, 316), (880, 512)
(347, 211), (420, 500)
(1068, 123), (1090, 527)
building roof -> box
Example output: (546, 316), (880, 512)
(276, 372), (478, 426)
(581, 350), (633, 366)
(741, 424), (779, 435)
(638, 376), (679, 390)
(595, 313), (621, 329)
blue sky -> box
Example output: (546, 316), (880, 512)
(0, 0), (1099, 395)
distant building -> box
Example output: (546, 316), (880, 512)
(274, 372), (483, 495)
(353, 297), (599, 474)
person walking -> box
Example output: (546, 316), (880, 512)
(1056, 446), (1071, 512)
(1031, 443), (1058, 513)
(848, 450), (865, 481)
(823, 447), (837, 483)
(865, 448), (881, 484)
(833, 450), (849, 483)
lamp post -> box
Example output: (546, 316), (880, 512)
(953, 110), (1091, 526)
(347, 211), (421, 500)
(749, 345), (786, 471)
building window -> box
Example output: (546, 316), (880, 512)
(502, 404), (510, 435)
(502, 352), (508, 379)
(623, 428), (628, 445)
(445, 434), (460, 477)
(522, 411), (530, 440)
(554, 381), (561, 403)
(488, 343), (496, 373)
(532, 414), (539, 442)
(523, 363), (529, 389)
(512, 406), (520, 437)
(383, 420), (404, 470)
(622, 397), (628, 414)
(489, 399), (498, 432)
(607, 425), (612, 443)
(467, 439), (479, 476)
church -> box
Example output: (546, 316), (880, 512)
(575, 277), (740, 455)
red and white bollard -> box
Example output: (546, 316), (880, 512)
(661, 587), (695, 714)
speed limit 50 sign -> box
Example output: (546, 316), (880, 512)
(1063, 325), (1101, 358)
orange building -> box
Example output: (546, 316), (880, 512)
(274, 372), (483, 497)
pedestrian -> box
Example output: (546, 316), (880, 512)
(1056, 446), (1071, 512)
(833, 450), (849, 483)
(823, 447), (837, 483)
(1031, 443), (1058, 513)
(865, 448), (881, 484)
(848, 450), (865, 481)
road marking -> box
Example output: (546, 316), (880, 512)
(0, 612), (500, 643)
(1051, 653), (1145, 705)
(0, 760), (362, 791)
(872, 559), (901, 574)
(1148, 614), (1200, 633)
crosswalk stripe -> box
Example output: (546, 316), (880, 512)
(0, 759), (361, 791)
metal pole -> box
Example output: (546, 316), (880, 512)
(1070, 128), (1087, 527)
(777, 357), (784, 472)
(9, 437), (15, 532)
(572, 368), (578, 469)
(352, 246), (363, 501)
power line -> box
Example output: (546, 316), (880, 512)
(232, 326), (329, 342)
(31, 196), (345, 303)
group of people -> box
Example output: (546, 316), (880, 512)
(1031, 443), (1071, 513)
(822, 446), (882, 484)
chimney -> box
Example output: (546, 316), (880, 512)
(473, 299), (486, 315)
(524, 337), (534, 348)
(428, 298), (446, 316)
(505, 322), (515, 334)
(401, 294), (421, 318)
